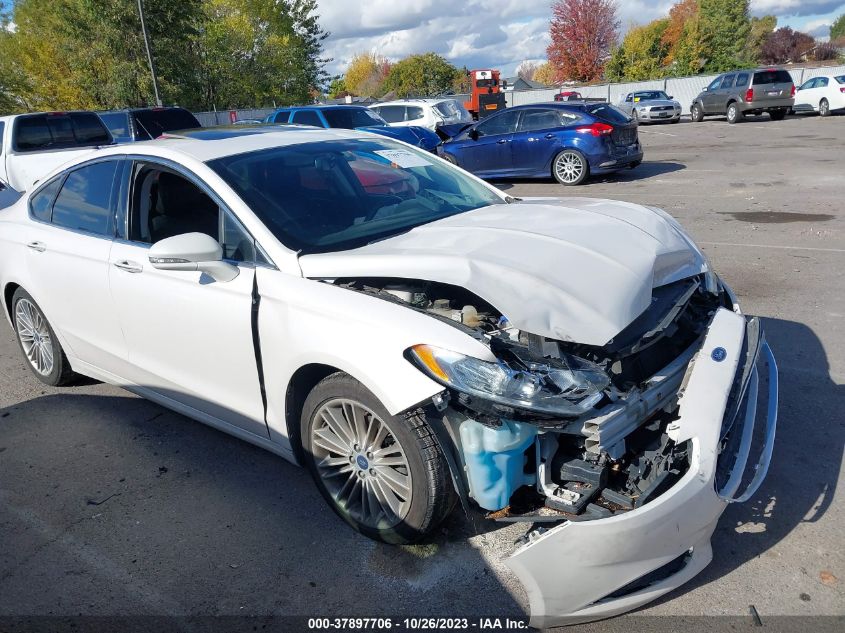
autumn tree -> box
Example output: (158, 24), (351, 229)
(382, 53), (459, 97)
(760, 27), (814, 65)
(699, 0), (750, 71)
(516, 60), (541, 81)
(344, 52), (392, 96)
(661, 0), (698, 65)
(532, 62), (558, 86)
(547, 0), (620, 82)
(746, 15), (777, 65)
(606, 18), (670, 81)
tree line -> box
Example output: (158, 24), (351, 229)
(0, 0), (328, 115)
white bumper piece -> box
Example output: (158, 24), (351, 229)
(505, 308), (778, 627)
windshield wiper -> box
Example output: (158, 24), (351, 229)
(505, 195), (522, 203)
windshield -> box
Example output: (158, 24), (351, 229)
(634, 91), (670, 101)
(322, 108), (386, 129)
(208, 138), (505, 253)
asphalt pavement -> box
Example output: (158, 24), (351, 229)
(1, 113), (843, 630)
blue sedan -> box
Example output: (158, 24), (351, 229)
(438, 102), (643, 185)
(265, 105), (441, 152)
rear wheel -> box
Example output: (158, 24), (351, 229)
(552, 149), (589, 186)
(690, 103), (704, 122)
(727, 102), (742, 124)
(442, 152), (459, 166)
(769, 108), (786, 121)
(11, 288), (76, 386)
(301, 372), (454, 544)
(819, 99), (830, 117)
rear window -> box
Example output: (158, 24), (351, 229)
(753, 70), (793, 85)
(13, 113), (112, 152)
(132, 108), (201, 140)
(98, 112), (132, 142)
(587, 103), (631, 124)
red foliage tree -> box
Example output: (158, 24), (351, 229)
(760, 27), (815, 64)
(547, 0), (620, 82)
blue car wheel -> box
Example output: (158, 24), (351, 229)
(552, 149), (589, 186)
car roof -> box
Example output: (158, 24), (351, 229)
(278, 104), (369, 111)
(375, 98), (456, 106)
(77, 125), (377, 163)
(98, 106), (189, 114)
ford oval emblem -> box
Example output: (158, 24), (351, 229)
(356, 455), (369, 470)
(711, 347), (727, 362)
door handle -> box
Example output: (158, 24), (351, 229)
(26, 241), (46, 253)
(545, 134), (555, 139)
(496, 138), (509, 144)
(113, 260), (143, 273)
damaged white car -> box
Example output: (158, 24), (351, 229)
(0, 127), (777, 625)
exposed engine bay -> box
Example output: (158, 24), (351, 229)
(334, 275), (730, 522)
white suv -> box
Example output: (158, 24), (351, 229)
(370, 98), (472, 131)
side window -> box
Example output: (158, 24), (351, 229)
(128, 163), (257, 264)
(291, 110), (323, 127)
(517, 109), (563, 132)
(817, 77), (829, 88)
(707, 77), (722, 91)
(51, 161), (120, 236)
(625, 94), (633, 102)
(475, 110), (520, 136)
(29, 177), (63, 222)
(273, 111), (291, 124)
(735, 73), (749, 87)
(719, 75), (735, 90)
(375, 106), (405, 123)
(799, 78), (816, 90)
(406, 106), (424, 121)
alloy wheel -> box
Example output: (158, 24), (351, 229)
(820, 99), (829, 117)
(310, 398), (412, 529)
(15, 298), (54, 376)
(554, 151), (585, 184)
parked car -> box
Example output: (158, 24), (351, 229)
(618, 90), (682, 123)
(438, 102), (642, 185)
(97, 107), (202, 143)
(265, 105), (441, 151)
(554, 91), (582, 101)
(691, 68), (795, 123)
(370, 98), (473, 131)
(0, 111), (113, 192)
(0, 125), (776, 626)
(792, 74), (845, 117)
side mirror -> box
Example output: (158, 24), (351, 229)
(149, 232), (239, 283)
(468, 128), (479, 140)
(668, 95), (674, 99)
(502, 80), (508, 89)
(701, 87), (708, 92)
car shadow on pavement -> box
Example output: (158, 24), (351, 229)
(0, 389), (525, 621)
(492, 160), (686, 190)
(648, 316), (843, 607)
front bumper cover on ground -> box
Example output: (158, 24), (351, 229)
(505, 308), (778, 627)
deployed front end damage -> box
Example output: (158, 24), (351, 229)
(332, 273), (777, 625)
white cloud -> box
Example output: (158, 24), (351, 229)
(750, 0), (844, 18)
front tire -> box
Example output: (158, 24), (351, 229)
(727, 102), (742, 124)
(690, 103), (704, 122)
(552, 149), (589, 186)
(819, 99), (830, 117)
(11, 288), (76, 386)
(301, 372), (454, 544)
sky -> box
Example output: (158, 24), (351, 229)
(317, 0), (845, 76)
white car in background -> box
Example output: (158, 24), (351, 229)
(793, 74), (845, 117)
(0, 127), (777, 626)
(370, 98), (472, 131)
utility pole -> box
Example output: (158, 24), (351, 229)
(137, 0), (162, 106)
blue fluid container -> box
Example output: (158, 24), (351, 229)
(459, 418), (537, 511)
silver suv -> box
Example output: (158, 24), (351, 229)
(691, 69), (795, 124)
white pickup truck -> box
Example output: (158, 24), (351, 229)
(0, 111), (113, 193)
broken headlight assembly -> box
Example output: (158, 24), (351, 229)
(408, 344), (610, 417)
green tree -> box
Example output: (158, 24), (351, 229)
(831, 14), (845, 41)
(671, 13), (705, 75)
(745, 15), (777, 65)
(343, 52), (391, 96)
(382, 53), (459, 98)
(699, 0), (750, 72)
(327, 77), (347, 98)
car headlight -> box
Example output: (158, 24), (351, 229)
(408, 344), (609, 416)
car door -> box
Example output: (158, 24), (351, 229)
(714, 74), (735, 113)
(794, 78), (818, 111)
(107, 159), (268, 437)
(22, 158), (129, 373)
(511, 108), (574, 176)
(813, 77), (829, 110)
(702, 76), (723, 113)
(459, 109), (520, 176)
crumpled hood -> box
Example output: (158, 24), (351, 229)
(355, 125), (440, 150)
(298, 198), (708, 346)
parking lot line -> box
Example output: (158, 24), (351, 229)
(701, 241), (845, 254)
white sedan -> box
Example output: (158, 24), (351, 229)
(0, 127), (777, 626)
(793, 74), (845, 116)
